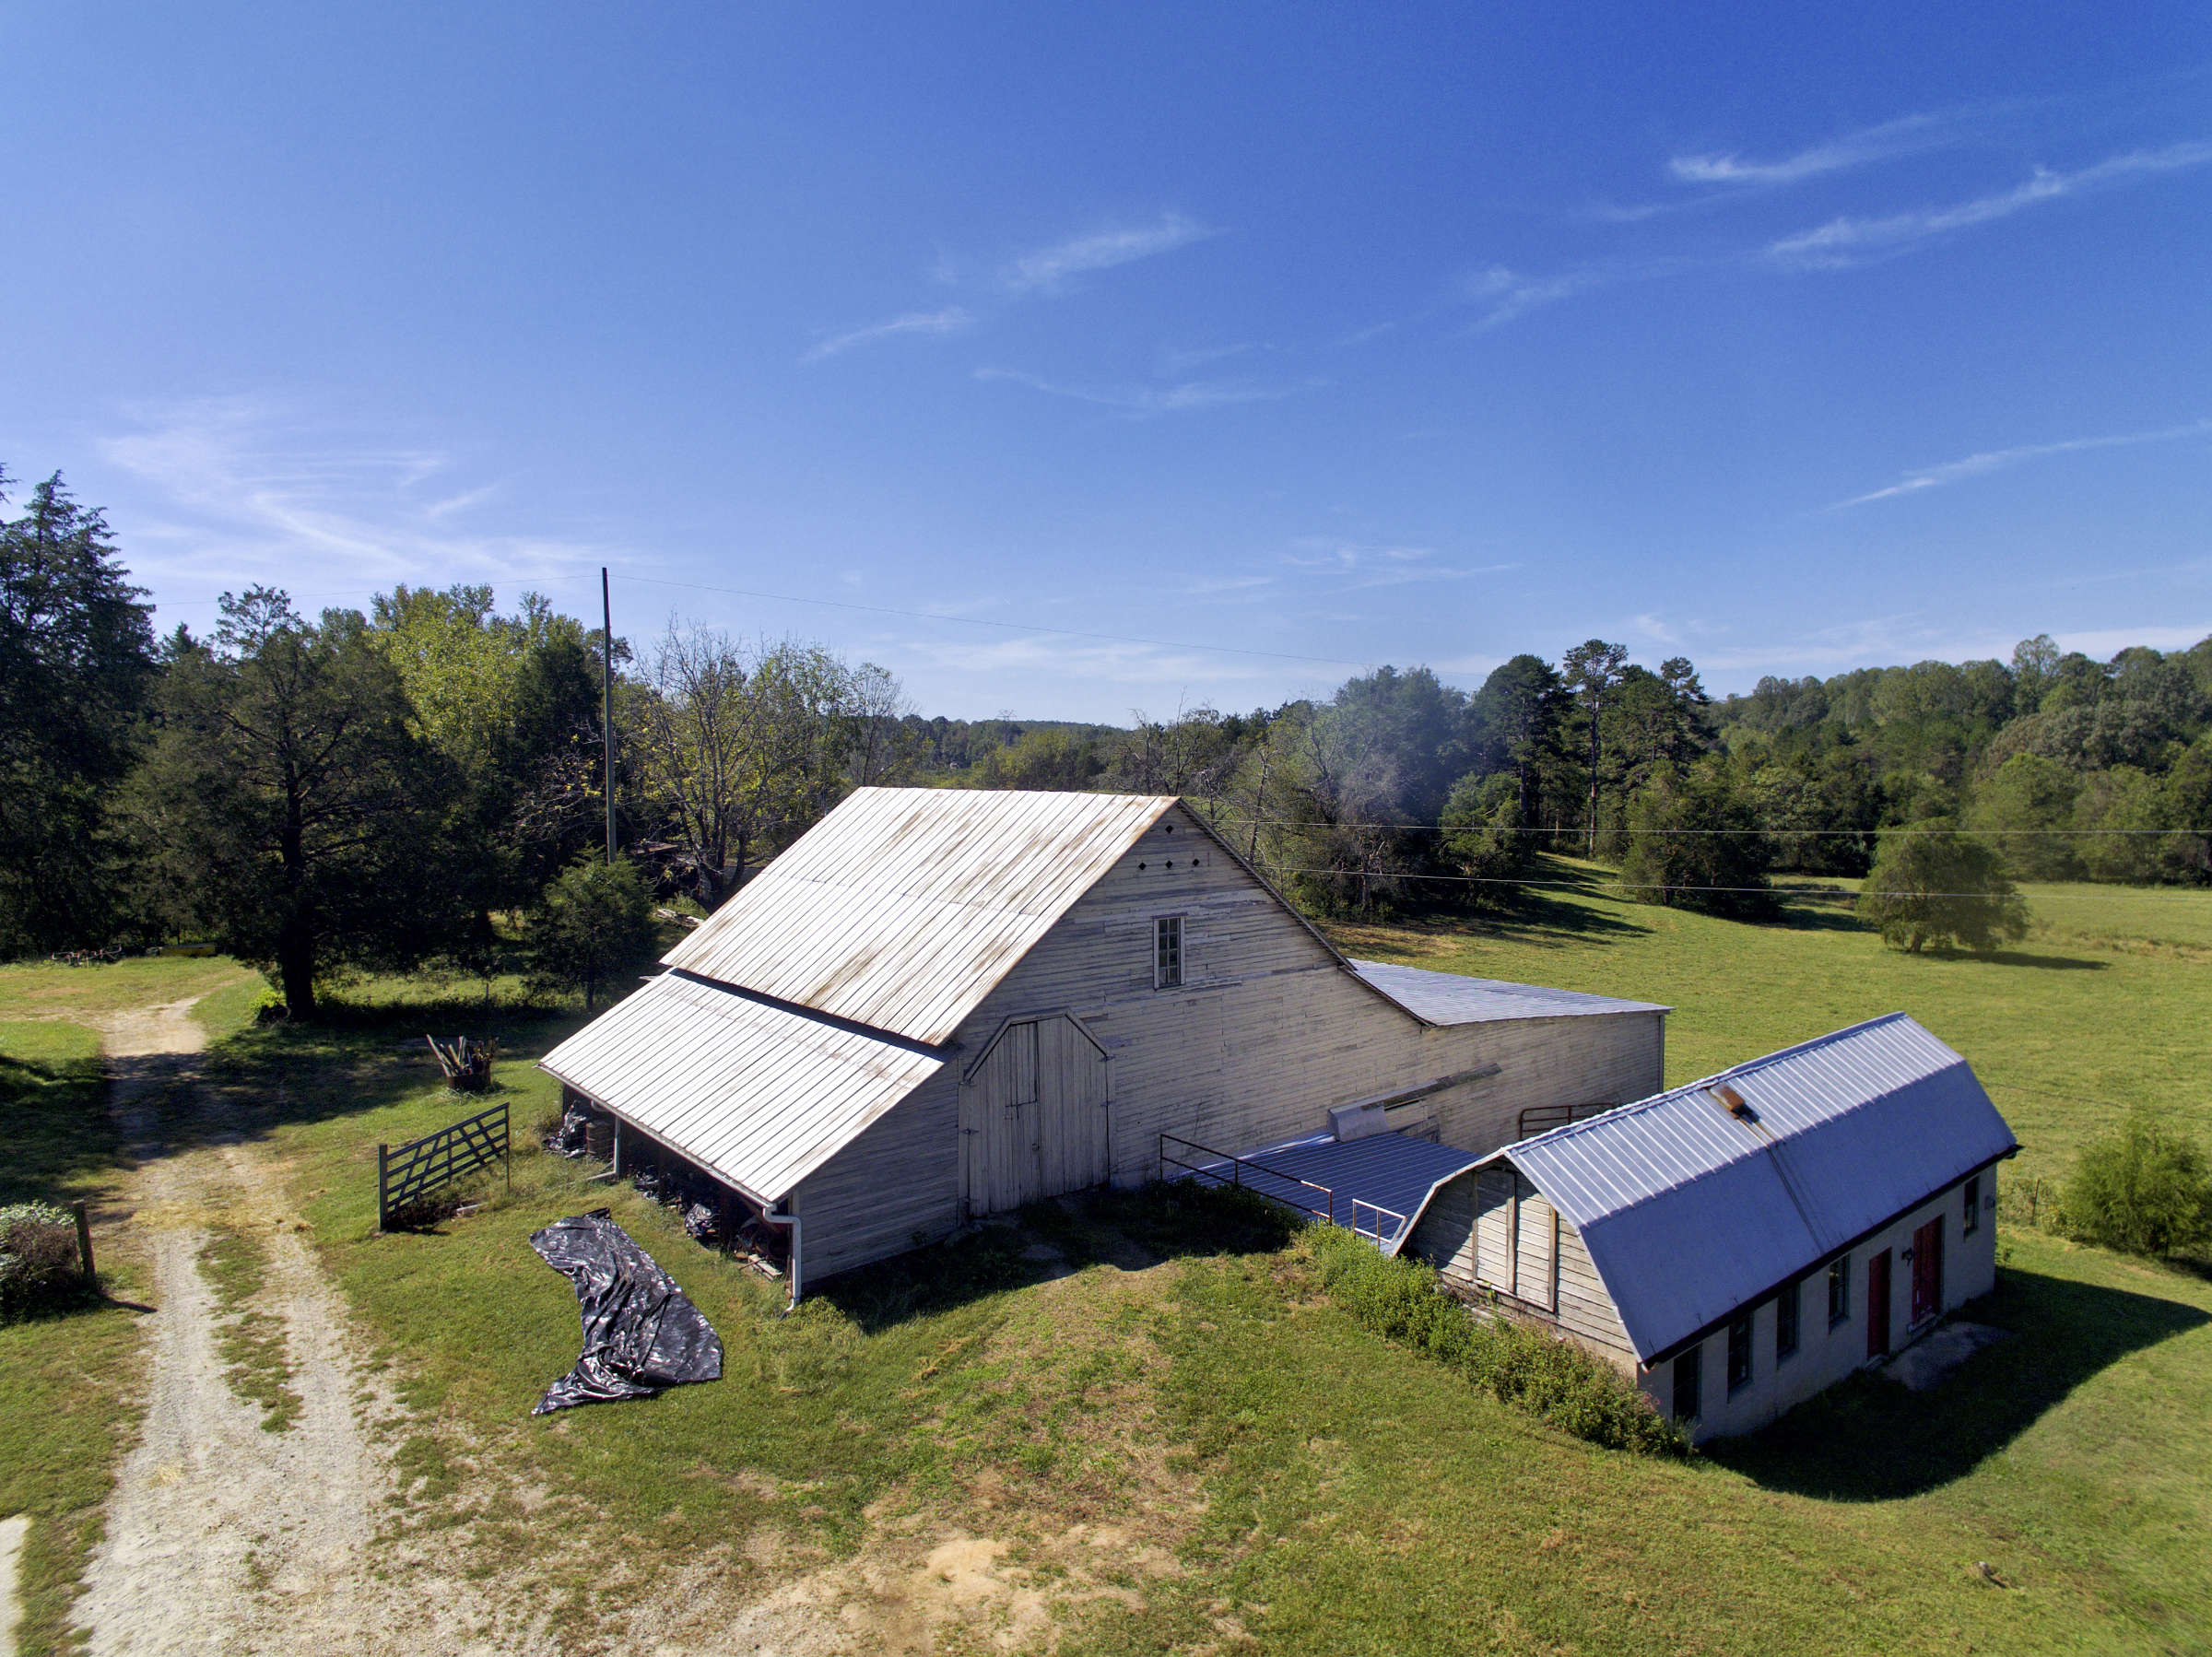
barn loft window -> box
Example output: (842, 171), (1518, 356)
(1154, 915), (1183, 989)
(1726, 1313), (1754, 1393)
(1673, 1342), (1701, 1422)
(1827, 1254), (1852, 1328)
(1775, 1276), (1801, 1363)
(1963, 1174), (1982, 1236)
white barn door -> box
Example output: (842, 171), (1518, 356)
(960, 1014), (1110, 1216)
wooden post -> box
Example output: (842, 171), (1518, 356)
(70, 1199), (95, 1284)
(376, 1143), (389, 1232)
(503, 1101), (512, 1193)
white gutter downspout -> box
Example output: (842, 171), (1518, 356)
(765, 1202), (802, 1312)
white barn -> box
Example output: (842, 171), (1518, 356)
(1398, 1014), (2018, 1440)
(540, 787), (1667, 1289)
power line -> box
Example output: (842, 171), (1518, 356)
(1203, 814), (2209, 837)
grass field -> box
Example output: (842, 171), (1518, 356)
(1335, 861), (2212, 1189)
(5, 873), (2209, 1652)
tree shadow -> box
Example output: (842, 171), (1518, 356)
(818, 1183), (1300, 1334)
(1981, 950), (2108, 971)
(1710, 1264), (2208, 1501)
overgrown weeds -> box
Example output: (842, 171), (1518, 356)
(1303, 1224), (1688, 1455)
(0, 1201), (93, 1319)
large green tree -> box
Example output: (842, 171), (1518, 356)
(1854, 827), (2029, 955)
(135, 589), (462, 1017)
(0, 469), (156, 953)
(1617, 762), (1777, 918)
(523, 853), (657, 1011)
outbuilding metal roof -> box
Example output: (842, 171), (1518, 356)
(1489, 1013), (2017, 1361)
(1176, 1130), (1480, 1254)
(537, 970), (945, 1204)
(1351, 959), (1669, 1024)
(662, 788), (1175, 1046)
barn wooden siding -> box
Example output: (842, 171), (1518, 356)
(1406, 1167), (1639, 1368)
(788, 802), (1664, 1284)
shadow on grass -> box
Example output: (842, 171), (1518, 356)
(1712, 1264), (2208, 1501)
(1982, 950), (2109, 971)
(819, 1183), (1300, 1334)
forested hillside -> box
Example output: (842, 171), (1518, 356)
(6, 460), (2207, 996)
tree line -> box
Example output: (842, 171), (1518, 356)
(9, 462), (2209, 1007)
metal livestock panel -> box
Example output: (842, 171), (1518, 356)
(662, 788), (1175, 1045)
(537, 971), (944, 1203)
(1495, 1013), (2018, 1360)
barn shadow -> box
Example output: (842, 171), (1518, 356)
(1711, 1264), (2208, 1501)
(818, 1183), (1300, 1334)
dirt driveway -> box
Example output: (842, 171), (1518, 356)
(68, 994), (521, 1657)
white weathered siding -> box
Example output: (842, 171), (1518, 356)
(1407, 1171), (1637, 1366)
(787, 1068), (962, 1282)
(961, 803), (1665, 1190)
(790, 800), (1665, 1284)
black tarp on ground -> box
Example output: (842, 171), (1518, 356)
(528, 1209), (724, 1415)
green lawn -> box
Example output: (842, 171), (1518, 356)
(1335, 861), (2212, 1189)
(6, 876), (2210, 1652)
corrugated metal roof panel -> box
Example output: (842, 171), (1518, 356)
(1497, 1014), (2018, 1360)
(662, 788), (1175, 1045)
(537, 971), (943, 1204)
(1176, 1130), (1481, 1253)
(1350, 959), (1671, 1024)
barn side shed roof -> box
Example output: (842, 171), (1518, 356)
(662, 788), (1177, 1046)
(1489, 1014), (2018, 1362)
(1349, 959), (1668, 1024)
(538, 970), (944, 1204)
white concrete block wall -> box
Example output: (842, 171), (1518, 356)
(1635, 1164), (2004, 1443)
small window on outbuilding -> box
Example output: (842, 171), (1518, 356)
(1726, 1312), (1754, 1393)
(1776, 1277), (1801, 1363)
(1828, 1254), (1852, 1328)
(1963, 1174), (1981, 1236)
(1154, 915), (1183, 990)
(1673, 1342), (1702, 1422)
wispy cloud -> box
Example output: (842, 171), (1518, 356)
(1460, 255), (1709, 330)
(1832, 418), (2212, 509)
(974, 366), (1297, 416)
(1003, 213), (1216, 294)
(1283, 540), (1520, 590)
(1771, 140), (2212, 268)
(1670, 112), (1959, 187)
(900, 633), (1270, 687)
(99, 396), (606, 609)
(803, 306), (972, 362)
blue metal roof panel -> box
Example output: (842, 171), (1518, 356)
(1496, 1014), (2018, 1359)
(1349, 959), (1670, 1025)
(1178, 1130), (1481, 1252)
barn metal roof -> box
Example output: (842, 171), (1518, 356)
(1489, 1014), (2018, 1361)
(1175, 1130), (1480, 1255)
(1350, 959), (1670, 1024)
(661, 787), (1175, 1046)
(537, 970), (944, 1204)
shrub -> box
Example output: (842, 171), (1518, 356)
(2059, 1113), (2212, 1258)
(0, 1200), (89, 1316)
(1305, 1224), (1687, 1455)
(1856, 825), (2029, 954)
(1618, 763), (1778, 919)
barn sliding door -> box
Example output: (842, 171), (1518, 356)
(959, 1014), (1110, 1216)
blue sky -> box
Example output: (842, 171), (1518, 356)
(4, 4), (2208, 721)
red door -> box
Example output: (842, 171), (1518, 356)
(1911, 1218), (1944, 1324)
(1866, 1249), (1892, 1357)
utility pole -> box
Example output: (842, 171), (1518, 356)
(601, 567), (618, 863)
